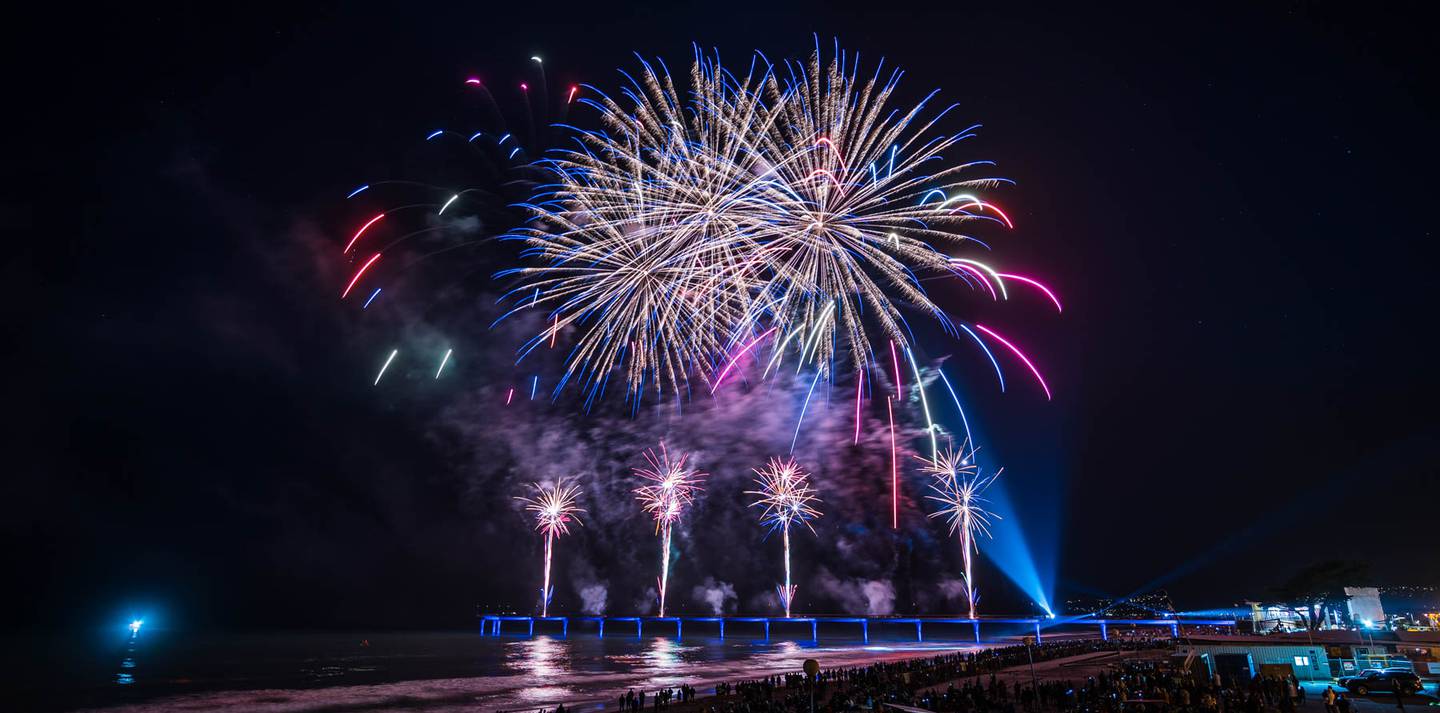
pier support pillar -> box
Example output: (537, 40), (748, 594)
(973, 621), (981, 643)
(528, 619), (534, 637)
(765, 620), (771, 641)
(719, 620), (725, 640)
(1170, 622), (1179, 638)
(562, 618), (569, 637)
(676, 620), (683, 639)
(812, 620), (818, 642)
(1099, 622), (1107, 641)
(1034, 621), (1042, 642)
(599, 620), (605, 638)
(636, 619), (642, 639)
(862, 621), (868, 644)
(916, 621), (923, 641)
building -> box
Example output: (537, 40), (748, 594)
(1182, 631), (1440, 682)
(1346, 587), (1386, 627)
(1181, 636), (1331, 682)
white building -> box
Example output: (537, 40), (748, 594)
(1346, 587), (1386, 626)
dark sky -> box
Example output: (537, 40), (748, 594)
(6, 2), (1437, 632)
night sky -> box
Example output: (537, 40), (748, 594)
(7, 2), (1437, 632)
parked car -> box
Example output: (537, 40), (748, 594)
(1338, 668), (1423, 696)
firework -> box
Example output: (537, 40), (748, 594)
(921, 445), (1001, 619)
(337, 58), (579, 390)
(503, 44), (1038, 402)
(746, 457), (822, 617)
(632, 444), (706, 616)
(516, 480), (585, 617)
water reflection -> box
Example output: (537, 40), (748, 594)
(507, 635), (567, 677)
(646, 637), (681, 671)
(506, 636), (576, 701)
(115, 635), (138, 685)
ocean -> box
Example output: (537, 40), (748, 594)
(17, 626), (995, 712)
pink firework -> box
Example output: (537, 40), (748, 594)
(746, 457), (822, 617)
(516, 480), (585, 617)
(632, 443), (705, 617)
(920, 446), (1001, 619)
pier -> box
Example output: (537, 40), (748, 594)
(478, 615), (1236, 643)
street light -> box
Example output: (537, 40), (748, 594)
(1022, 635), (1039, 691)
(804, 658), (820, 713)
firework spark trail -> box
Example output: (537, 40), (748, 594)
(905, 347), (939, 463)
(936, 369), (974, 451)
(373, 349), (398, 385)
(746, 457), (822, 617)
(342, 253), (381, 298)
(887, 396), (898, 529)
(889, 340), (904, 399)
(435, 349), (452, 379)
(997, 273), (1063, 313)
(516, 480), (585, 617)
(632, 444), (706, 617)
(853, 369), (864, 445)
(974, 324), (1051, 400)
(338, 66), (582, 390)
(957, 324), (1006, 392)
(789, 370), (824, 454)
(711, 327), (778, 394)
(344, 213), (385, 253)
(921, 446), (1001, 619)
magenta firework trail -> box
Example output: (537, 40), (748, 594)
(632, 444), (705, 617)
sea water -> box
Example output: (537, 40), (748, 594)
(15, 626), (994, 711)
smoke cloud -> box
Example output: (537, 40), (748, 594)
(813, 568), (897, 615)
(939, 578), (969, 602)
(691, 577), (738, 615)
(579, 584), (609, 615)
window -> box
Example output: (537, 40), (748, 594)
(1294, 656), (1311, 667)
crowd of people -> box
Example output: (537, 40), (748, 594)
(603, 638), (1382, 713)
(636, 639), (1173, 713)
(620, 684), (702, 712)
(509, 636), (1410, 713)
(912, 658), (1320, 713)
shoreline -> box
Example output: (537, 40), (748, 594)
(79, 639), (1002, 713)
